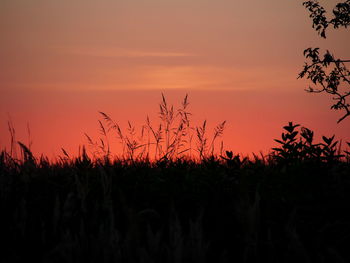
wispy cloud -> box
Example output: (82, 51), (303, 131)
(53, 46), (196, 58)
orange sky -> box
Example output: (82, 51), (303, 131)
(0, 0), (349, 158)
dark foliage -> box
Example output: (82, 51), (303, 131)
(299, 0), (350, 122)
(0, 123), (350, 263)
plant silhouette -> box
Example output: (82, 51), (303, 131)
(1, 96), (350, 263)
(299, 0), (350, 122)
(86, 94), (226, 162)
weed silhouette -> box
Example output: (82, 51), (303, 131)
(1, 96), (350, 263)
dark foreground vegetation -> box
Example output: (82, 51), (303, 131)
(1, 119), (350, 263)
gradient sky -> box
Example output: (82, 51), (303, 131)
(1, 0), (349, 158)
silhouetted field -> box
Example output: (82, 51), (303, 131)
(1, 96), (350, 263)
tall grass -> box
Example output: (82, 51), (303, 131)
(85, 94), (226, 162)
(1, 95), (350, 263)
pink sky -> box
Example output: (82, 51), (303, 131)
(0, 0), (349, 158)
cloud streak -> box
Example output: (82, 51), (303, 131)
(53, 46), (197, 59)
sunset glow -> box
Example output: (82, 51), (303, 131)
(1, 0), (349, 158)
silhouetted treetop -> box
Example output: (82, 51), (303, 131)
(303, 0), (350, 38)
(299, 0), (350, 123)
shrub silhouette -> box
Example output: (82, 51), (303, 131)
(272, 121), (346, 164)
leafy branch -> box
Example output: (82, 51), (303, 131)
(299, 1), (350, 122)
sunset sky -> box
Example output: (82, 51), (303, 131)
(1, 0), (349, 158)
